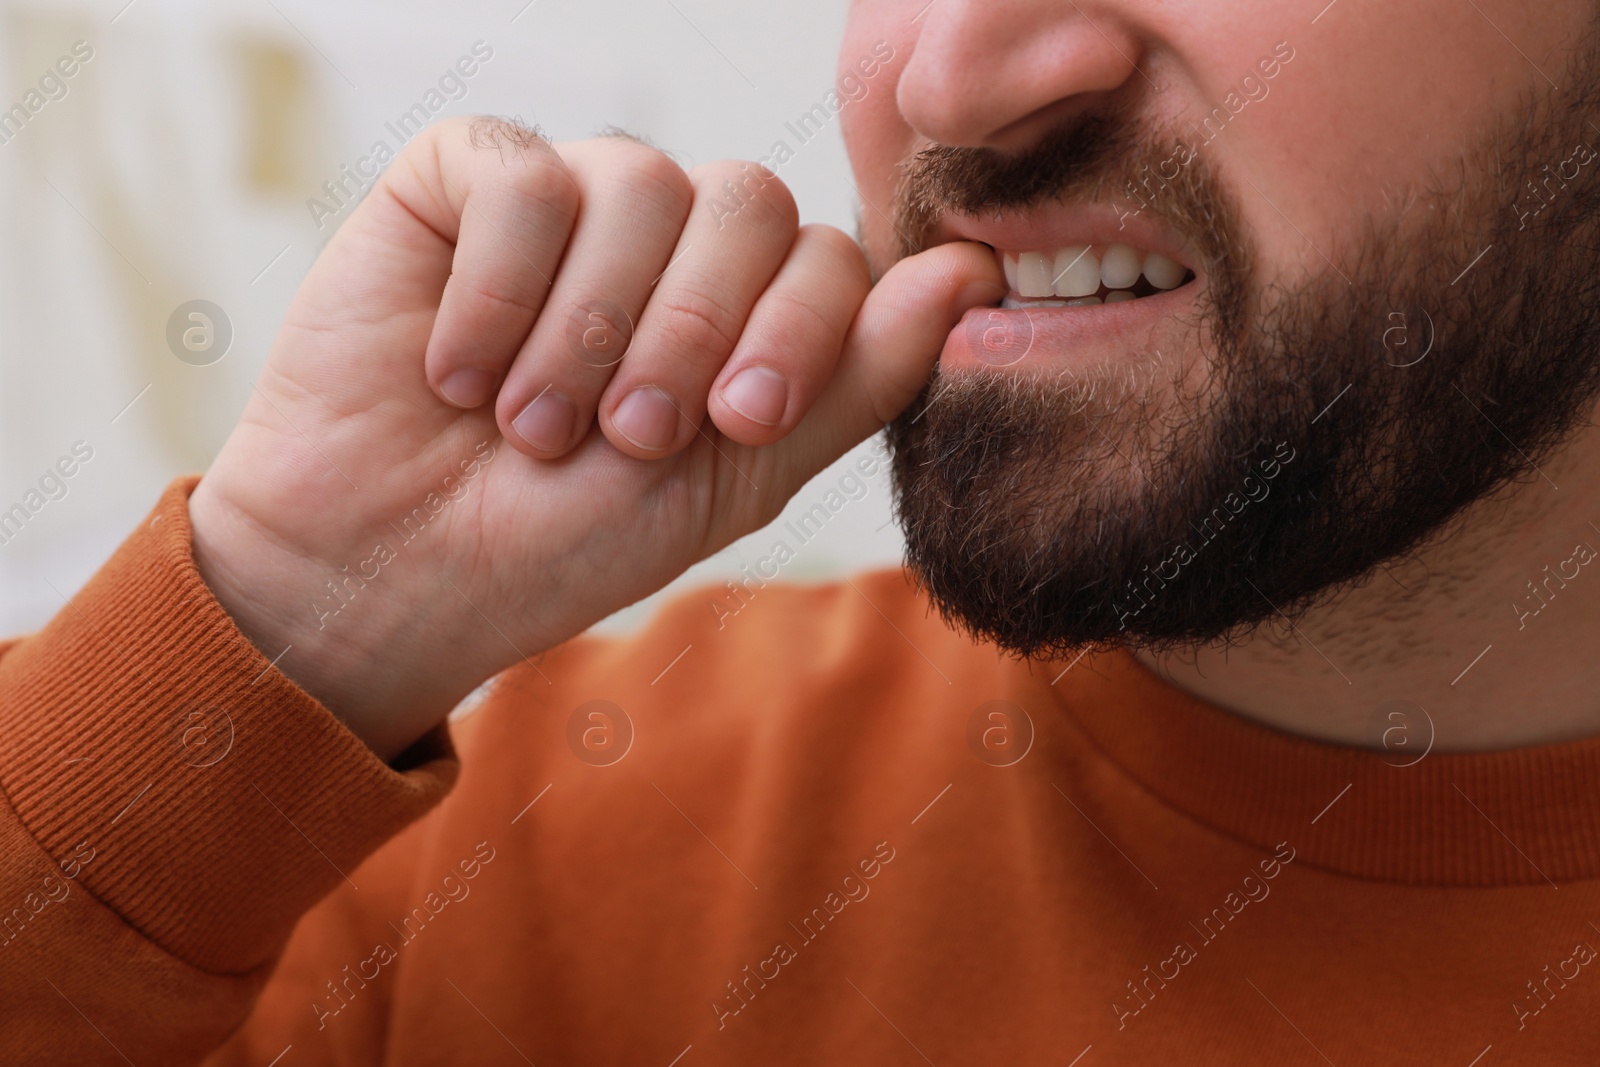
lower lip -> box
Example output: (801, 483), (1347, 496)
(939, 283), (1199, 373)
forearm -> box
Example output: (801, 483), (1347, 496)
(0, 478), (456, 1064)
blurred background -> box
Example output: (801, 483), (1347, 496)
(0, 0), (908, 638)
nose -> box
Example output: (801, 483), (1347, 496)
(896, 0), (1145, 152)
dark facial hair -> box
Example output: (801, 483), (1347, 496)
(885, 37), (1600, 660)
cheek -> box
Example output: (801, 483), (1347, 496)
(840, 1), (922, 268)
(840, 97), (901, 213)
(1202, 0), (1587, 276)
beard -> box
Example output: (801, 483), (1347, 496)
(884, 40), (1600, 659)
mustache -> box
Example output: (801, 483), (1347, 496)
(890, 109), (1250, 326)
(893, 107), (1137, 255)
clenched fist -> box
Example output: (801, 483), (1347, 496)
(188, 117), (1001, 760)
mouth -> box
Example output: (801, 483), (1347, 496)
(998, 242), (1196, 308)
(927, 206), (1205, 373)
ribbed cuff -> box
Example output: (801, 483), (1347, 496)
(0, 477), (459, 973)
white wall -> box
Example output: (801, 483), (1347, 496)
(0, 0), (907, 639)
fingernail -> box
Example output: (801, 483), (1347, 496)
(720, 366), (788, 427)
(512, 391), (577, 453)
(611, 386), (681, 451)
(440, 368), (494, 408)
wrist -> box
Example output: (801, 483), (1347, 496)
(187, 476), (469, 761)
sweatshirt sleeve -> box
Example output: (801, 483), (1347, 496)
(0, 477), (458, 1065)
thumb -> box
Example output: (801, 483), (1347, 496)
(770, 240), (1005, 490)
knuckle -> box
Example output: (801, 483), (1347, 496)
(611, 143), (694, 211)
(504, 152), (581, 217)
(456, 123), (577, 211)
(761, 290), (840, 345)
(463, 275), (544, 318)
(466, 115), (549, 155)
(651, 286), (743, 360)
(694, 160), (798, 233)
(800, 227), (876, 295)
(799, 223), (872, 288)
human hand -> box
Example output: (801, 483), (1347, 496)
(188, 117), (1001, 760)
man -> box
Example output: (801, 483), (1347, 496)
(3, 0), (1599, 1062)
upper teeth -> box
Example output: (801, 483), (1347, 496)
(1002, 244), (1187, 299)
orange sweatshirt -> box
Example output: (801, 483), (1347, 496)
(3, 478), (1600, 1065)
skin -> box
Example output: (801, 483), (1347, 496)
(193, 0), (1597, 760)
(842, 0), (1598, 750)
(189, 122), (1001, 761)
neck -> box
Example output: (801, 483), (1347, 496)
(1134, 415), (1600, 753)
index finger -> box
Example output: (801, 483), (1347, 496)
(767, 241), (1005, 492)
(387, 117), (580, 410)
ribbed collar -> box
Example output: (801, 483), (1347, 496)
(1030, 648), (1600, 886)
